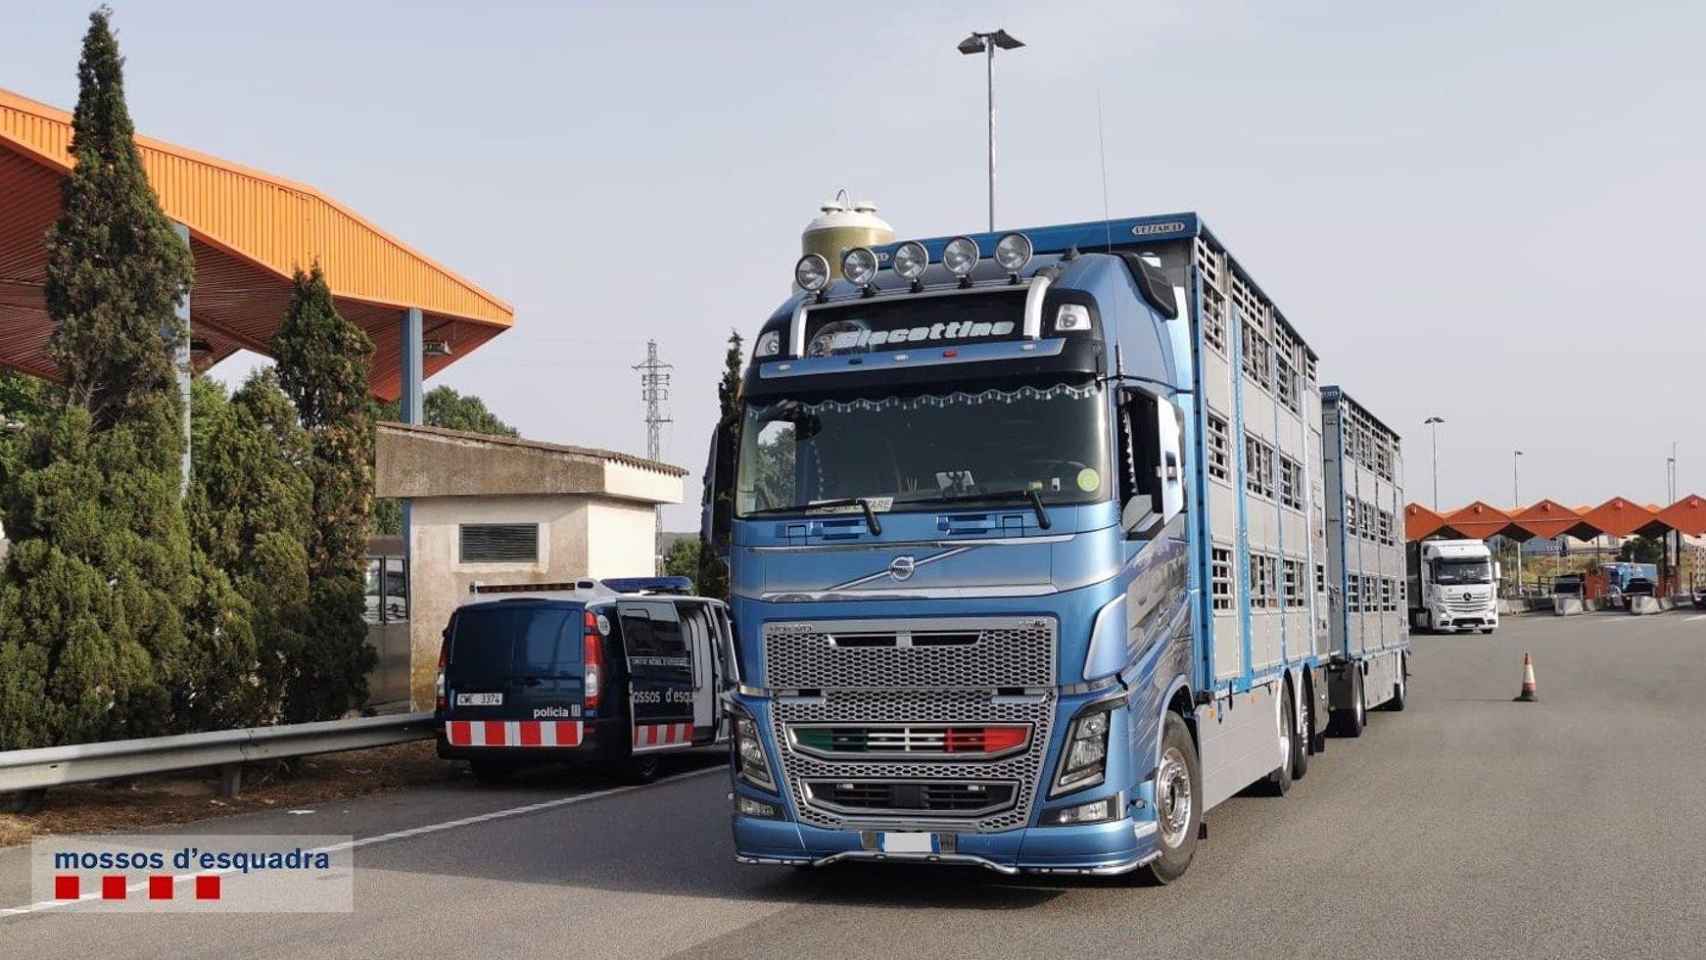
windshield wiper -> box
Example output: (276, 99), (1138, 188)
(747, 497), (883, 536)
(895, 489), (1052, 530)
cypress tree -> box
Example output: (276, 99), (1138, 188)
(0, 8), (198, 748)
(272, 265), (377, 721)
(697, 329), (744, 600)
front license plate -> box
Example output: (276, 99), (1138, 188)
(455, 692), (502, 706)
(879, 832), (935, 854)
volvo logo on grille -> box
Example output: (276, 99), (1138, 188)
(888, 556), (916, 581)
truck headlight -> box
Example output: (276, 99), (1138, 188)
(1052, 701), (1116, 796)
(733, 714), (776, 793)
(754, 330), (781, 358)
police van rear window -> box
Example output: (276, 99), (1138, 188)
(451, 605), (580, 680)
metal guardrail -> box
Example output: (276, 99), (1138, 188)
(0, 712), (435, 804)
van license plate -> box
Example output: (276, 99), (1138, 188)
(455, 692), (502, 706)
(879, 833), (935, 854)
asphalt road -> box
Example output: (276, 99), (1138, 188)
(4, 610), (1704, 959)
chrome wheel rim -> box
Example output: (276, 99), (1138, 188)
(1157, 746), (1192, 849)
(1277, 690), (1292, 768)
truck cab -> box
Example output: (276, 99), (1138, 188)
(1407, 539), (1498, 633)
(707, 214), (1336, 881)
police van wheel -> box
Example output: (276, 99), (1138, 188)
(470, 759), (513, 785)
(619, 752), (662, 784)
(1144, 713), (1201, 885)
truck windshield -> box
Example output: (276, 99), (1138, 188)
(1433, 559), (1491, 585)
(736, 380), (1109, 517)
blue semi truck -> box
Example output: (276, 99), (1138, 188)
(703, 213), (1404, 881)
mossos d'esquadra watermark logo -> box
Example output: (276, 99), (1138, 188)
(27, 834), (354, 914)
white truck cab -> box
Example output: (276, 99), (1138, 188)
(1407, 539), (1499, 633)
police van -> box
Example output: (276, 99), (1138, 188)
(434, 577), (731, 783)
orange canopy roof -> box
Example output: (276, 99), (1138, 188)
(1443, 501), (1515, 540)
(1657, 495), (1706, 537)
(1405, 503), (1453, 541)
(1511, 499), (1597, 541)
(0, 87), (513, 400)
(1581, 498), (1660, 538)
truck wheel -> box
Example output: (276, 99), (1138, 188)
(1144, 713), (1202, 885)
(1329, 669), (1366, 738)
(1291, 681), (1312, 780)
(1386, 659), (1407, 712)
(470, 759), (514, 785)
(1263, 681), (1295, 796)
(1479, 628), (1494, 635)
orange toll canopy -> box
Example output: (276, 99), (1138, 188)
(1511, 500), (1598, 541)
(1657, 495), (1706, 537)
(1443, 501), (1515, 541)
(1581, 498), (1662, 538)
(0, 87), (513, 400)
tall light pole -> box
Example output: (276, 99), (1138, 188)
(958, 28), (1024, 232)
(1513, 450), (1524, 596)
(1423, 416), (1444, 510)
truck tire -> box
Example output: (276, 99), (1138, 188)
(1479, 627), (1494, 635)
(1291, 680), (1312, 781)
(1329, 668), (1366, 738)
(1386, 658), (1407, 712)
(1263, 681), (1295, 796)
(1144, 713), (1202, 885)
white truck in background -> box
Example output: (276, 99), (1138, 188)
(1406, 539), (1499, 633)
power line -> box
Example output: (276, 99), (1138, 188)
(634, 340), (673, 573)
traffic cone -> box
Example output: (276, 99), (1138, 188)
(1513, 652), (1538, 702)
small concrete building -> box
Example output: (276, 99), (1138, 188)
(375, 422), (685, 708)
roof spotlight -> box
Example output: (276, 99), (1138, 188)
(892, 241), (929, 285)
(995, 232), (1033, 274)
(795, 253), (830, 293)
(943, 236), (980, 279)
(842, 247), (879, 288)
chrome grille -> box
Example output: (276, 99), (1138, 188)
(1446, 596), (1490, 613)
(762, 616), (1055, 690)
(786, 723), (1032, 760)
(775, 690), (1055, 832)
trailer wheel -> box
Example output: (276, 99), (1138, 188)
(1291, 678), (1311, 780)
(1262, 681), (1295, 796)
(1144, 713), (1202, 885)
(1329, 668), (1366, 738)
(1386, 658), (1408, 712)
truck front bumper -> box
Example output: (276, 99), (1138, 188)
(731, 813), (1161, 876)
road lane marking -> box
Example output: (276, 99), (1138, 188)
(1685, 614), (1706, 622)
(0, 765), (725, 920)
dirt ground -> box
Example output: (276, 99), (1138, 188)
(0, 740), (459, 848)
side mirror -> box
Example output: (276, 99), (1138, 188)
(1155, 400), (1184, 524)
(702, 422), (736, 555)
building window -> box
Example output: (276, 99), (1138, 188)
(1202, 285), (1227, 356)
(1379, 509), (1394, 546)
(1345, 494), (1359, 538)
(1245, 434), (1274, 500)
(1381, 577), (1395, 611)
(1375, 440), (1394, 483)
(1211, 547), (1235, 612)
(1279, 456), (1304, 511)
(459, 523), (540, 564)
(1346, 573), (1360, 612)
(1315, 562), (1326, 595)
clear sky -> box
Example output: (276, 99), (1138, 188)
(9, 1), (1702, 529)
